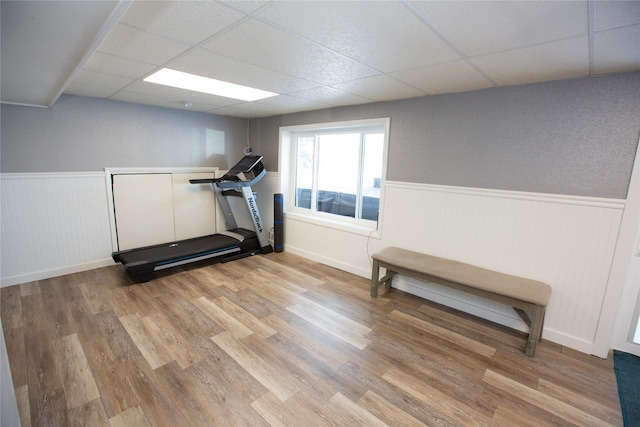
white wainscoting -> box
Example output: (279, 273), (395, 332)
(0, 172), (627, 356)
(0, 171), (278, 288)
(279, 179), (626, 355)
(1, 173), (115, 287)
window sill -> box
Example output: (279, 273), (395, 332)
(284, 211), (381, 239)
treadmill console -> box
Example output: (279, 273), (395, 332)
(222, 155), (264, 180)
(189, 155), (265, 186)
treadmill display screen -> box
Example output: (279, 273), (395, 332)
(227, 155), (263, 175)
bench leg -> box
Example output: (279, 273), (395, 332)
(371, 259), (381, 297)
(383, 272), (394, 291)
(371, 261), (396, 297)
(525, 305), (545, 357)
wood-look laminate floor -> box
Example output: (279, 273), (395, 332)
(2, 252), (622, 426)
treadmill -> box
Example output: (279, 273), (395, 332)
(112, 155), (273, 282)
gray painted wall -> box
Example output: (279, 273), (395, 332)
(2, 72), (639, 199)
(1, 95), (250, 172)
(254, 71), (640, 199)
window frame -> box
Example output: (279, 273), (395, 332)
(279, 118), (390, 238)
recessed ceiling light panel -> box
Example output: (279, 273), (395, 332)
(144, 68), (278, 102)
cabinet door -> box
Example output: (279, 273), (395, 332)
(113, 174), (175, 250)
(172, 173), (217, 241)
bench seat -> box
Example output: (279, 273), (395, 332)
(371, 247), (551, 357)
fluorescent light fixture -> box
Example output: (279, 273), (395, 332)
(144, 68), (278, 102)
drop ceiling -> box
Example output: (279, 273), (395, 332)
(1, 0), (639, 118)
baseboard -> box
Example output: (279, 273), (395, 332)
(542, 328), (596, 356)
(283, 245), (371, 279)
(0, 258), (115, 288)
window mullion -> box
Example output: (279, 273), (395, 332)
(355, 133), (364, 219)
(310, 133), (319, 212)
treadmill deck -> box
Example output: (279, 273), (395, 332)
(112, 230), (252, 266)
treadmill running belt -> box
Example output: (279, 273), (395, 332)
(114, 234), (241, 265)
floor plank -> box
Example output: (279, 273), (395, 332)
(356, 389), (427, 427)
(108, 404), (150, 427)
(53, 333), (100, 409)
(382, 366), (494, 426)
(482, 369), (617, 427)
(68, 398), (110, 427)
(389, 309), (496, 358)
(119, 314), (173, 370)
(251, 392), (326, 427)
(327, 392), (387, 427)
(82, 337), (139, 418)
(193, 296), (254, 339)
(287, 296), (372, 350)
(212, 331), (298, 402)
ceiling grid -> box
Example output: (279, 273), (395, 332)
(1, 0), (638, 117)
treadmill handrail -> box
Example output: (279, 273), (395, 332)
(189, 167), (266, 189)
(217, 167), (266, 189)
(189, 178), (219, 184)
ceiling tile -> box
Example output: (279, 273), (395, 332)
(390, 60), (495, 95)
(110, 90), (223, 112)
(254, 94), (333, 111)
(332, 74), (426, 102)
(594, 1), (640, 31)
(288, 86), (373, 107)
(200, 19), (380, 86)
(211, 92), (337, 118)
(64, 82), (120, 99)
(257, 1), (460, 72)
(409, 1), (588, 57)
(96, 23), (191, 65)
(167, 48), (318, 94)
(81, 52), (156, 80)
(471, 37), (590, 86)
(219, 1), (272, 15)
(120, 1), (246, 45)
(210, 102), (298, 118)
(71, 69), (134, 91)
(594, 25), (640, 74)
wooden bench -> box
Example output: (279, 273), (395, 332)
(371, 247), (552, 357)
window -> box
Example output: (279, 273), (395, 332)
(280, 118), (389, 235)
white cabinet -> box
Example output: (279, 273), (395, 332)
(172, 173), (217, 241)
(109, 168), (218, 251)
(112, 173), (175, 250)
